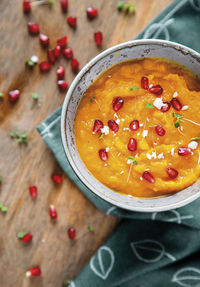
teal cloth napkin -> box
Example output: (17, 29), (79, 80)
(37, 0), (200, 286)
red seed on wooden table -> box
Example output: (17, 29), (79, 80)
(178, 147), (192, 156)
(57, 80), (69, 92)
(26, 266), (41, 277)
(52, 174), (63, 184)
(22, 233), (33, 243)
(86, 7), (98, 20)
(68, 227), (76, 239)
(23, 0), (31, 14)
(113, 97), (124, 112)
(39, 61), (51, 72)
(141, 76), (149, 90)
(8, 90), (20, 102)
(129, 120), (139, 131)
(49, 205), (57, 219)
(47, 49), (55, 64)
(63, 48), (73, 60)
(56, 66), (65, 80)
(149, 84), (163, 96)
(155, 124), (166, 136)
(99, 149), (108, 161)
(93, 119), (104, 133)
(171, 98), (182, 111)
(54, 45), (61, 59)
(94, 31), (103, 46)
(108, 119), (119, 132)
(142, 171), (155, 183)
(166, 167), (178, 179)
(27, 23), (39, 35)
(57, 36), (67, 49)
(29, 185), (38, 199)
(67, 16), (77, 28)
(127, 138), (137, 152)
(161, 101), (171, 113)
(60, 0), (68, 12)
(39, 34), (49, 48)
(71, 58), (79, 73)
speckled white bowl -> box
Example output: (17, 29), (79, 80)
(61, 39), (200, 212)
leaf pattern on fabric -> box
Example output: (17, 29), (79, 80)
(142, 18), (174, 40)
(189, 0), (200, 11)
(172, 267), (200, 287)
(152, 210), (193, 224)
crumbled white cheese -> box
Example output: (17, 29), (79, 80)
(114, 113), (118, 118)
(30, 55), (38, 63)
(118, 152), (121, 156)
(105, 147), (109, 152)
(140, 177), (143, 181)
(114, 133), (116, 137)
(127, 194), (132, 198)
(158, 152), (164, 159)
(149, 84), (153, 88)
(120, 171), (124, 174)
(152, 152), (157, 159)
(173, 91), (178, 98)
(121, 118), (125, 122)
(142, 130), (148, 138)
(101, 126), (109, 135)
(180, 126), (183, 131)
(153, 142), (158, 145)
(116, 118), (120, 124)
(127, 159), (133, 164)
(123, 127), (129, 131)
(146, 153), (152, 160)
(147, 118), (150, 122)
(139, 123), (143, 127)
(104, 163), (108, 167)
(182, 105), (189, 111)
(137, 132), (140, 136)
(135, 154), (138, 158)
(188, 141), (198, 150)
(153, 97), (164, 110)
(171, 147), (175, 156)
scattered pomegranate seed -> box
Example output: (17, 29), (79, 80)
(22, 233), (33, 243)
(49, 205), (57, 220)
(8, 90), (20, 102)
(57, 80), (69, 92)
(127, 138), (137, 152)
(57, 36), (67, 49)
(60, 0), (68, 13)
(54, 45), (61, 59)
(71, 58), (79, 73)
(29, 185), (38, 199)
(26, 266), (41, 277)
(129, 120), (139, 131)
(141, 76), (149, 90)
(47, 49), (55, 64)
(23, 0), (31, 14)
(52, 174), (63, 184)
(178, 147), (192, 156)
(39, 61), (51, 72)
(68, 227), (76, 239)
(39, 34), (49, 48)
(94, 31), (103, 46)
(166, 167), (178, 179)
(63, 48), (73, 60)
(142, 171), (155, 183)
(171, 98), (182, 111)
(99, 149), (108, 161)
(93, 119), (104, 133)
(161, 101), (171, 113)
(56, 66), (65, 80)
(155, 124), (166, 136)
(108, 119), (119, 132)
(27, 23), (39, 35)
(149, 85), (163, 96)
(112, 97), (124, 112)
(67, 16), (77, 28)
(86, 7), (98, 20)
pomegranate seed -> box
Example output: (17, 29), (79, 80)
(86, 7), (98, 20)
(99, 149), (108, 161)
(161, 101), (171, 113)
(112, 97), (124, 112)
(149, 85), (163, 96)
(39, 34), (49, 48)
(47, 49), (55, 64)
(108, 119), (119, 132)
(67, 16), (77, 28)
(166, 167), (178, 179)
(127, 138), (137, 152)
(54, 45), (61, 59)
(142, 171), (155, 183)
(155, 124), (166, 136)
(141, 76), (149, 90)
(63, 48), (73, 60)
(171, 98), (182, 111)
(57, 80), (69, 92)
(49, 205), (57, 219)
(93, 119), (104, 133)
(23, 0), (31, 14)
(22, 233), (33, 243)
(129, 120), (139, 131)
(178, 147), (192, 156)
(29, 185), (38, 199)
(52, 174), (63, 184)
(39, 61), (51, 72)
(26, 267), (41, 277)
(71, 58), (79, 73)
(94, 31), (103, 46)
(57, 36), (67, 49)
(56, 66), (65, 80)
(8, 90), (20, 102)
(68, 227), (76, 239)
(27, 23), (39, 35)
(60, 0), (68, 12)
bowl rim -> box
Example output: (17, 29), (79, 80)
(61, 39), (200, 212)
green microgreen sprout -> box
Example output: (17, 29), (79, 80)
(32, 93), (39, 100)
(0, 176), (2, 184)
(128, 156), (138, 165)
(145, 103), (154, 109)
(63, 280), (72, 286)
(0, 203), (8, 213)
(10, 131), (20, 138)
(98, 133), (104, 139)
(17, 232), (27, 239)
(148, 125), (157, 128)
(124, 3), (136, 14)
(18, 133), (29, 144)
(172, 113), (184, 128)
(88, 225), (94, 232)
(90, 94), (96, 103)
(0, 92), (4, 100)
(25, 59), (35, 68)
(129, 86), (139, 91)
(191, 137), (200, 141)
(117, 1), (124, 11)
(48, 0), (54, 7)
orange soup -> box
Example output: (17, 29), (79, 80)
(75, 58), (200, 198)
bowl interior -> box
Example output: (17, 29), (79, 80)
(61, 39), (200, 212)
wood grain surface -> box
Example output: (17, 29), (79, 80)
(0, 0), (171, 286)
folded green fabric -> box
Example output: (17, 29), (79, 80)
(37, 0), (200, 286)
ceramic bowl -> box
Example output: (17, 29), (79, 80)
(61, 39), (200, 212)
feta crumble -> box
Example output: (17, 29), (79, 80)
(120, 171), (124, 174)
(171, 147), (175, 156)
(30, 55), (38, 63)
(173, 91), (178, 98)
(116, 118), (120, 124)
(105, 147), (109, 152)
(158, 152), (164, 159)
(142, 130), (148, 138)
(121, 118), (125, 122)
(101, 126), (109, 135)
(182, 105), (189, 111)
(127, 159), (133, 164)
(188, 141), (198, 150)
(152, 152), (157, 159)
(139, 123), (143, 127)
(149, 84), (153, 88)
(153, 97), (164, 110)
(140, 177), (143, 181)
(146, 153), (152, 160)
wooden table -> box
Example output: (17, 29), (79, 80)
(0, 0), (172, 286)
